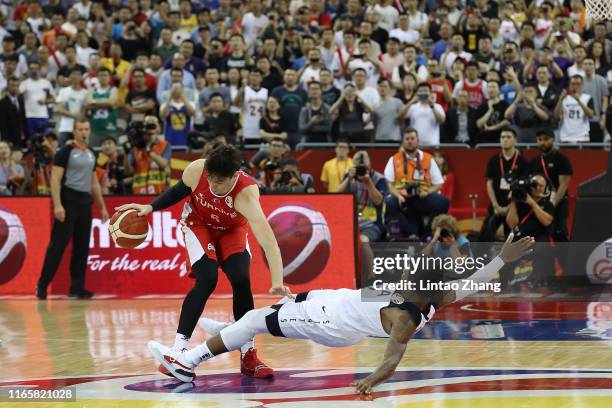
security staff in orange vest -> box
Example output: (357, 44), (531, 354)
(383, 129), (449, 238)
(124, 115), (172, 195)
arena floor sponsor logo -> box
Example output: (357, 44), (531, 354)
(2, 368), (612, 405)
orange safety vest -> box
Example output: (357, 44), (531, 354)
(392, 150), (433, 190)
(132, 140), (169, 195)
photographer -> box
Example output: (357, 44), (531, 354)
(96, 137), (127, 195)
(422, 214), (473, 260)
(266, 156), (315, 193)
(248, 138), (288, 188)
(505, 174), (554, 287)
(384, 129), (449, 239)
(337, 150), (387, 282)
(123, 115), (171, 195)
(30, 132), (59, 196)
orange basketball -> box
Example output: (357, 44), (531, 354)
(109, 209), (149, 249)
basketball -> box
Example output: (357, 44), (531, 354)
(265, 204), (331, 285)
(109, 210), (149, 249)
(0, 207), (27, 285)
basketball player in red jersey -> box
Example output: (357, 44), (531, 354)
(116, 144), (291, 378)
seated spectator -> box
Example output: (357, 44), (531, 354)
(299, 81), (332, 143)
(422, 214), (473, 260)
(403, 82), (445, 147)
(330, 84), (373, 143)
(96, 137), (128, 195)
(337, 150), (387, 281)
(201, 93), (240, 146)
(554, 75), (594, 143)
(124, 115), (171, 195)
(433, 151), (455, 203)
(0, 141), (24, 196)
(321, 138), (353, 192)
(443, 89), (478, 145)
(260, 97), (288, 143)
(266, 156), (315, 193)
(248, 138), (288, 188)
(384, 129), (449, 239)
(505, 83), (552, 143)
(160, 83), (196, 147)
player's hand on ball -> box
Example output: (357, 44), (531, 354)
(499, 232), (535, 263)
(269, 286), (292, 296)
(115, 203), (153, 217)
(351, 378), (375, 394)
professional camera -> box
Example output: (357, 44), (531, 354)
(510, 177), (539, 202)
(401, 183), (420, 199)
(29, 133), (48, 165)
(438, 228), (453, 242)
(281, 170), (295, 184)
(187, 130), (207, 150)
(126, 121), (147, 149)
(355, 164), (367, 177)
(264, 160), (279, 171)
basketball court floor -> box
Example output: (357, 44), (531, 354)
(1, 294), (612, 407)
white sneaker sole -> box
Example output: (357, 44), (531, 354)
(147, 340), (195, 383)
(198, 318), (230, 336)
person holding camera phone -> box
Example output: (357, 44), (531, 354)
(555, 75), (594, 143)
(266, 156), (315, 193)
(337, 150), (387, 282)
(123, 115), (171, 195)
(504, 174), (554, 288)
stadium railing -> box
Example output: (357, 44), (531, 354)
(294, 142), (472, 150)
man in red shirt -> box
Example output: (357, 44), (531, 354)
(117, 144), (290, 379)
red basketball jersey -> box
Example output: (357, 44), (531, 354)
(462, 80), (485, 109)
(182, 169), (255, 231)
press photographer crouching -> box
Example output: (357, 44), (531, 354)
(337, 151), (388, 282)
(503, 174), (554, 288)
(123, 115), (171, 195)
(265, 156), (315, 193)
(422, 214), (473, 261)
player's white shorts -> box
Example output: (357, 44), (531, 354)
(267, 289), (389, 347)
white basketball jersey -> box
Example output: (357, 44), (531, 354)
(560, 93), (591, 143)
(242, 86), (268, 140)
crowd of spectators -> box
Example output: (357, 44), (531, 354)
(0, 0), (601, 258)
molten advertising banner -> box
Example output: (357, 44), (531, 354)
(0, 195), (356, 295)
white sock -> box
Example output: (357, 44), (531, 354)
(184, 342), (214, 366)
(174, 333), (189, 349)
(240, 339), (254, 354)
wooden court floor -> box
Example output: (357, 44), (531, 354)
(1, 296), (611, 407)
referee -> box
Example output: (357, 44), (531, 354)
(36, 118), (109, 300)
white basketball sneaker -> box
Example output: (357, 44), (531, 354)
(148, 340), (195, 383)
(199, 318), (231, 336)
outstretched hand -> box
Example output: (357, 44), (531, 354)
(499, 232), (535, 263)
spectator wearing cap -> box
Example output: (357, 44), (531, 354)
(404, 82), (445, 147)
(452, 61), (488, 109)
(0, 77), (26, 148)
(321, 138), (353, 192)
(443, 89), (479, 145)
(56, 68), (88, 146)
(476, 81), (511, 144)
(505, 83), (552, 143)
(582, 57), (608, 142)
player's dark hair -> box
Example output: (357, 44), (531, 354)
(205, 144), (242, 178)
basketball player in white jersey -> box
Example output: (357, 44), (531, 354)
(149, 233), (534, 394)
(239, 69), (268, 143)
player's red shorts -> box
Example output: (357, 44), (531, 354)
(183, 224), (250, 277)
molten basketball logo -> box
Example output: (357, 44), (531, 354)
(0, 207), (27, 285)
(586, 239), (612, 284)
(266, 205), (331, 284)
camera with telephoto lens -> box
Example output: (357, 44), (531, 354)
(355, 165), (367, 177)
(510, 177), (539, 202)
(29, 133), (48, 167)
(281, 170), (295, 184)
(187, 130), (207, 150)
(401, 183), (420, 199)
(126, 121), (147, 149)
(438, 228), (453, 242)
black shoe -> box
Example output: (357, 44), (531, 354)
(68, 289), (94, 299)
(35, 285), (47, 300)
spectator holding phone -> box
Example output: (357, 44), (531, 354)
(554, 75), (594, 143)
